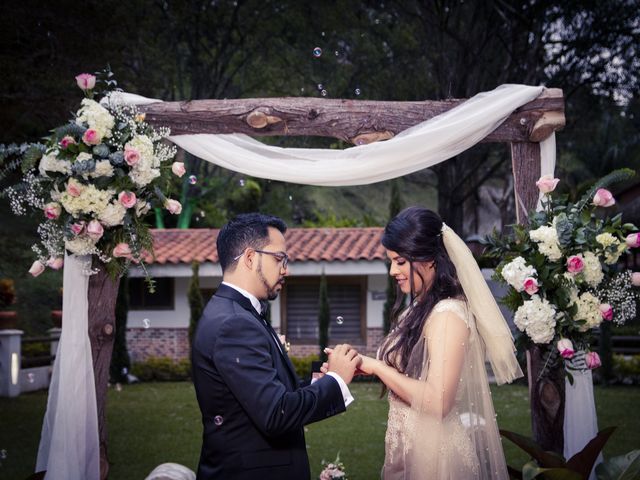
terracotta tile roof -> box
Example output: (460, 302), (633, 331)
(148, 228), (387, 265)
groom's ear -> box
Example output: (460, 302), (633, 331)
(243, 248), (256, 270)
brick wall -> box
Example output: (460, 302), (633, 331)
(126, 328), (190, 362)
(284, 326), (386, 358)
(126, 326), (387, 361)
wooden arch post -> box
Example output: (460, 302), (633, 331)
(135, 88), (566, 457)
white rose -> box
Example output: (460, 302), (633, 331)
(76, 152), (94, 162)
(88, 160), (115, 178)
(98, 201), (127, 227)
(39, 151), (72, 176)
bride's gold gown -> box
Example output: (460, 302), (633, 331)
(379, 299), (510, 480)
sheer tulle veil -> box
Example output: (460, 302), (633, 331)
(398, 224), (522, 479)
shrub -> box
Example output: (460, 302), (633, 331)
(0, 278), (16, 308)
(290, 354), (320, 380)
(131, 357), (191, 382)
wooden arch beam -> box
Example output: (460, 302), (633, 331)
(141, 88), (564, 145)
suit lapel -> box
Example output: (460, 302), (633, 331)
(215, 284), (299, 384)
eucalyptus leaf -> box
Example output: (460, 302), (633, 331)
(92, 144), (110, 158)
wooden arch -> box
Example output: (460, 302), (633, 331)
(137, 88), (567, 454)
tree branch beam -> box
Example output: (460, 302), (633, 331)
(141, 88), (564, 145)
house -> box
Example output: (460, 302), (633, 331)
(127, 227), (514, 363)
(127, 228), (389, 362)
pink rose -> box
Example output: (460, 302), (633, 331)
(585, 351), (602, 370)
(70, 221), (86, 236)
(535, 174), (560, 194)
(46, 257), (64, 270)
(118, 191), (137, 209)
(171, 162), (186, 177)
(626, 233), (640, 248)
(165, 199), (182, 215)
(29, 260), (46, 277)
(82, 129), (101, 145)
(75, 73), (96, 91)
(592, 188), (615, 207)
(599, 303), (613, 321)
(59, 136), (77, 149)
(124, 146), (141, 166)
(566, 255), (584, 274)
(44, 202), (61, 220)
(113, 243), (133, 259)
(66, 178), (84, 197)
(556, 338), (575, 359)
(86, 220), (104, 240)
(523, 277), (539, 295)
(632, 272), (640, 287)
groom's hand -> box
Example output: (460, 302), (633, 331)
(326, 344), (359, 384)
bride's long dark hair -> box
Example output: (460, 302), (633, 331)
(381, 206), (464, 374)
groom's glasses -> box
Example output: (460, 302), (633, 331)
(233, 249), (289, 269)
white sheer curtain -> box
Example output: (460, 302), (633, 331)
(42, 84), (559, 478)
(36, 254), (99, 480)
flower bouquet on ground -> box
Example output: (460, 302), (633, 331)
(484, 169), (640, 380)
(319, 453), (348, 480)
(1, 70), (185, 289)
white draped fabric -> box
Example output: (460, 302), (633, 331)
(115, 84), (552, 186)
(36, 254), (99, 480)
(564, 354), (602, 479)
(41, 84), (571, 479)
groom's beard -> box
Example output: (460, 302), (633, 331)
(257, 260), (284, 300)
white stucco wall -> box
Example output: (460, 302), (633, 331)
(127, 260), (389, 330)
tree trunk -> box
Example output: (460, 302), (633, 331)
(527, 346), (565, 453)
(512, 141), (564, 454)
(88, 259), (120, 480)
(435, 160), (464, 233)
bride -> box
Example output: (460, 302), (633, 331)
(355, 207), (523, 479)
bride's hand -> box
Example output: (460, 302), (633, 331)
(323, 348), (375, 376)
(356, 354), (377, 376)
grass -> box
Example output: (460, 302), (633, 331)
(1, 383), (639, 479)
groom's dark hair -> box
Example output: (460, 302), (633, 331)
(217, 213), (287, 272)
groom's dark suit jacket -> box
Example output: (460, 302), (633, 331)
(192, 284), (346, 480)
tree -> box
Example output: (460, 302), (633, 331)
(188, 262), (204, 347)
(383, 179), (403, 334)
(110, 275), (131, 385)
(318, 272), (330, 362)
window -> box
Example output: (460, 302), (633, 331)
(283, 277), (365, 343)
(129, 278), (174, 310)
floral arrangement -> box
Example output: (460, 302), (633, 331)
(0, 279), (16, 310)
(2, 70), (187, 289)
(485, 169), (640, 374)
(319, 454), (348, 480)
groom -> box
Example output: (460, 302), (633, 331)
(192, 213), (359, 480)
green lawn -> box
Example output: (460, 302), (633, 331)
(0, 383), (638, 480)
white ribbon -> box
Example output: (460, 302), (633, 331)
(564, 353), (602, 479)
(115, 84), (553, 187)
(36, 253), (99, 480)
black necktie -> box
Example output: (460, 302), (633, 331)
(257, 303), (284, 354)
